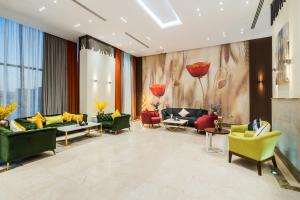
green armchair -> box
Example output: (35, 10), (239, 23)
(97, 113), (131, 134)
(228, 121), (281, 176)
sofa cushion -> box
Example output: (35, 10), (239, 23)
(178, 108), (189, 117)
(45, 115), (63, 126)
(72, 114), (84, 122)
(45, 121), (76, 128)
(27, 117), (44, 129)
(102, 121), (114, 128)
(151, 117), (161, 123)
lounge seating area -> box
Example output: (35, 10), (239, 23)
(0, 0), (300, 199)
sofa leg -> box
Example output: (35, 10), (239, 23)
(257, 161), (262, 176)
(53, 150), (56, 155)
(272, 156), (277, 169)
(6, 162), (10, 170)
(228, 151), (232, 163)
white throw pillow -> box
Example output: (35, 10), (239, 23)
(178, 108), (189, 117)
(10, 120), (26, 132)
(254, 123), (270, 137)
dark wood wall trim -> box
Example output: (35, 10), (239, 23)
(136, 57), (143, 118)
(275, 147), (300, 183)
(249, 37), (272, 123)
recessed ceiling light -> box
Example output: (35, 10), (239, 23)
(240, 28), (244, 34)
(196, 8), (200, 12)
(220, 7), (224, 11)
(88, 19), (92, 23)
(146, 36), (151, 41)
(206, 37), (210, 41)
(246, 1), (249, 5)
(198, 13), (202, 17)
(38, 6), (46, 12)
(136, 0), (182, 29)
(74, 23), (80, 28)
(219, 1), (223, 5)
(112, 32), (116, 36)
(120, 17), (128, 23)
(53, 0), (57, 3)
(222, 32), (226, 37)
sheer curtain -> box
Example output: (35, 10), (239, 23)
(0, 17), (43, 119)
(121, 53), (134, 116)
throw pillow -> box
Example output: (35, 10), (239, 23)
(248, 118), (261, 131)
(10, 120), (26, 132)
(72, 114), (83, 122)
(27, 117), (44, 129)
(254, 123), (271, 137)
(34, 112), (46, 122)
(111, 110), (121, 119)
(178, 108), (189, 117)
(62, 112), (73, 122)
(45, 115), (63, 126)
(15, 118), (37, 130)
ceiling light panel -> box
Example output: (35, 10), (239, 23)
(136, 0), (182, 29)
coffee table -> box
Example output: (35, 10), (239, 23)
(57, 122), (102, 146)
(204, 128), (230, 154)
(162, 118), (189, 131)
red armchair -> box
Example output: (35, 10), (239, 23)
(194, 113), (218, 132)
(141, 110), (161, 127)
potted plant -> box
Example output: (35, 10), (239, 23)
(0, 100), (17, 127)
(96, 101), (108, 115)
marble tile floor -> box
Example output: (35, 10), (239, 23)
(0, 122), (299, 200)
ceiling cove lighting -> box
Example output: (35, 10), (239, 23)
(74, 23), (80, 28)
(120, 17), (128, 23)
(39, 6), (46, 12)
(136, 0), (182, 29)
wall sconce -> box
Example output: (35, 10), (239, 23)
(257, 80), (264, 84)
(93, 79), (98, 83)
(107, 81), (112, 84)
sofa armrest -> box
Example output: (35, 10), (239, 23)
(112, 114), (131, 131)
(2, 127), (57, 137)
(231, 124), (248, 133)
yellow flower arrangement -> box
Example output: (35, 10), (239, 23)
(0, 100), (17, 120)
(96, 101), (108, 113)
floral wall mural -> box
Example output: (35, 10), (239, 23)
(142, 41), (249, 124)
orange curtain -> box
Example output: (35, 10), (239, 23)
(132, 56), (137, 120)
(67, 41), (79, 113)
(115, 49), (122, 112)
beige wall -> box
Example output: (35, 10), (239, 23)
(272, 0), (300, 98)
(272, 0), (300, 172)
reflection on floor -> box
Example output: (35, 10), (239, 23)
(0, 122), (299, 200)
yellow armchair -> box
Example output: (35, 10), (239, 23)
(229, 121), (281, 176)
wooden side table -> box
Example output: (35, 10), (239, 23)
(204, 128), (230, 154)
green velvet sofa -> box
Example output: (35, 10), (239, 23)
(0, 126), (57, 170)
(15, 114), (88, 136)
(97, 113), (131, 134)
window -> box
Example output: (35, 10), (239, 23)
(0, 17), (43, 119)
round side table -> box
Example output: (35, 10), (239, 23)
(204, 128), (230, 154)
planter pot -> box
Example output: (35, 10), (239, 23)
(0, 119), (9, 128)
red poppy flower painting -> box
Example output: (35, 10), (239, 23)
(186, 62), (210, 78)
(149, 84), (166, 97)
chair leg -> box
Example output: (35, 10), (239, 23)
(6, 162), (10, 170)
(228, 151), (232, 163)
(272, 156), (278, 169)
(257, 161), (262, 176)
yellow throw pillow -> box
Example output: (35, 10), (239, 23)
(72, 114), (83, 122)
(45, 115), (63, 126)
(62, 112), (73, 122)
(27, 117), (44, 129)
(111, 110), (121, 119)
(34, 112), (45, 122)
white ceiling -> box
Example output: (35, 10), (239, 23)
(0, 0), (272, 57)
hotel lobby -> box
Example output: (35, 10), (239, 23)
(0, 0), (300, 199)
